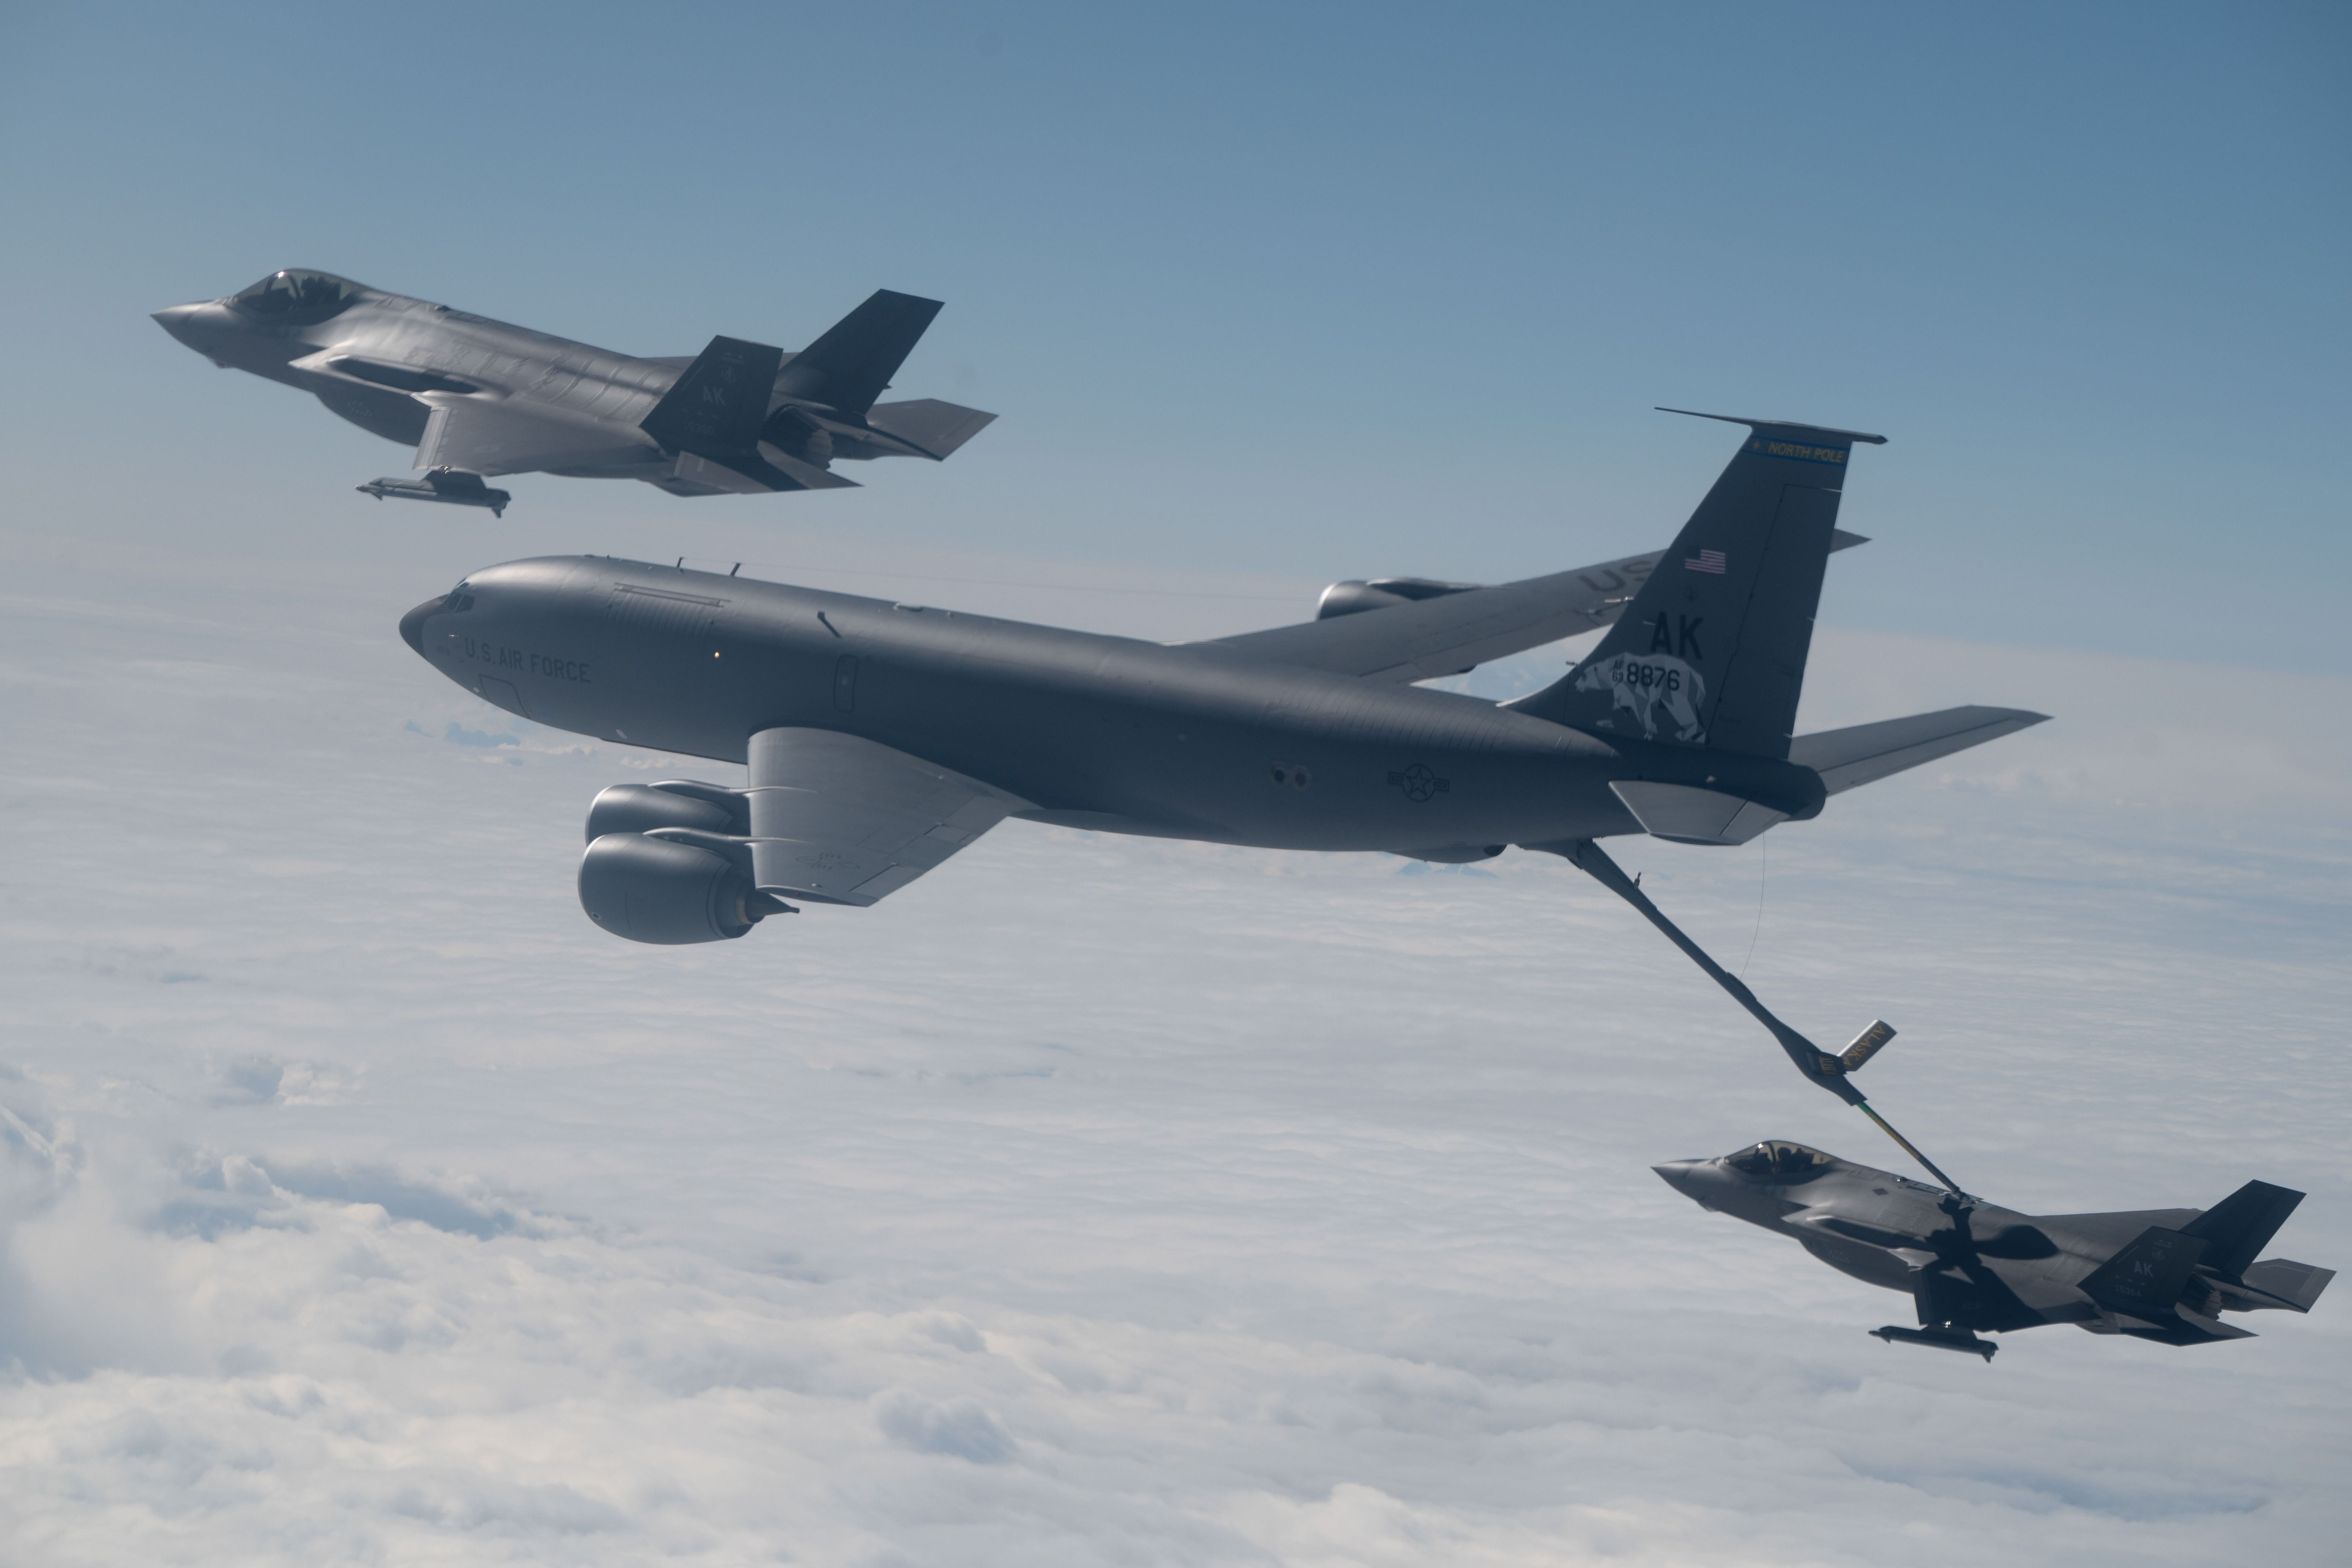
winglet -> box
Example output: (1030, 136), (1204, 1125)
(1656, 407), (1888, 445)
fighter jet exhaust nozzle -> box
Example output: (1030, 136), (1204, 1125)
(578, 832), (793, 945)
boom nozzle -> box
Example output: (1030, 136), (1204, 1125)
(1825, 1019), (1897, 1075)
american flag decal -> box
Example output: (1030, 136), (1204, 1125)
(1685, 548), (1726, 575)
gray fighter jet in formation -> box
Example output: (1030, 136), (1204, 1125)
(396, 411), (2046, 942)
(153, 270), (992, 514)
(1656, 1141), (2334, 1360)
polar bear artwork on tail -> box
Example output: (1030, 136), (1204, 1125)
(1571, 652), (1707, 743)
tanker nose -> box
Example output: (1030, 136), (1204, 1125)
(399, 596), (446, 657)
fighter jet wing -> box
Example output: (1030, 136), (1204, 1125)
(743, 727), (1031, 907)
(1206, 533), (1865, 683)
(416, 394), (656, 476)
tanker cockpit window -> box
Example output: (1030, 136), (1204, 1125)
(1725, 1141), (1831, 1182)
(445, 583), (476, 613)
(229, 269), (362, 324)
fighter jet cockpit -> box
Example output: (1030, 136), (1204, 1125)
(226, 269), (364, 325)
(1724, 1141), (1833, 1182)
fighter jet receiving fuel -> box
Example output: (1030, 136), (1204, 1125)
(1655, 1141), (2334, 1360)
(396, 410), (2047, 944)
(153, 270), (992, 514)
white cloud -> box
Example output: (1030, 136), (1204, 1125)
(0, 546), (2345, 1565)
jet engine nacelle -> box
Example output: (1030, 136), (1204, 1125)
(584, 780), (749, 841)
(1315, 576), (1483, 620)
(578, 779), (782, 944)
(578, 831), (786, 945)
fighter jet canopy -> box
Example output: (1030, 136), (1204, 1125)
(228, 269), (363, 324)
(1724, 1140), (1834, 1181)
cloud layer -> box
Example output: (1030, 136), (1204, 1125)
(1, 545), (2345, 1565)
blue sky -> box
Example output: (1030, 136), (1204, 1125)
(2, 1), (2345, 665)
(2, 9), (2350, 1562)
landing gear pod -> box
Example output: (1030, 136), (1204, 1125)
(578, 832), (788, 944)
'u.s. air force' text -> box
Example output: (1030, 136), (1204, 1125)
(463, 636), (592, 683)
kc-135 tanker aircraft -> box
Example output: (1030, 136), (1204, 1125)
(154, 270), (992, 515)
(398, 407), (2332, 1359)
(398, 410), (2045, 942)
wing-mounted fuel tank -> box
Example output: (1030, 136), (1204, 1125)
(577, 780), (794, 945)
(357, 468), (511, 516)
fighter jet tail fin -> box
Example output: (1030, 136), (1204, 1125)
(2182, 1180), (2305, 1281)
(775, 290), (944, 417)
(2080, 1226), (2209, 1319)
(2236, 1257), (2334, 1313)
(1507, 412), (1885, 758)
(640, 335), (866, 495)
(642, 335), (786, 456)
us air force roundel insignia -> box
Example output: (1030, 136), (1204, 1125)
(1387, 763), (1450, 802)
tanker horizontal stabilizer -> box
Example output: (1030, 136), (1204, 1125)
(1790, 706), (2049, 795)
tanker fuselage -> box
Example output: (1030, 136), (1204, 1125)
(403, 556), (1828, 857)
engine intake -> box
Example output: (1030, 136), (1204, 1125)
(578, 832), (788, 945)
(1315, 577), (1483, 620)
(584, 780), (749, 841)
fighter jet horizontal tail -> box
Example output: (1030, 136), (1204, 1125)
(2235, 1257), (2334, 1312)
(861, 398), (998, 459)
(666, 448), (859, 496)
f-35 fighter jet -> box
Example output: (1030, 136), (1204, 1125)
(153, 270), (992, 512)
(1656, 1142), (2334, 1360)
(397, 410), (2047, 943)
